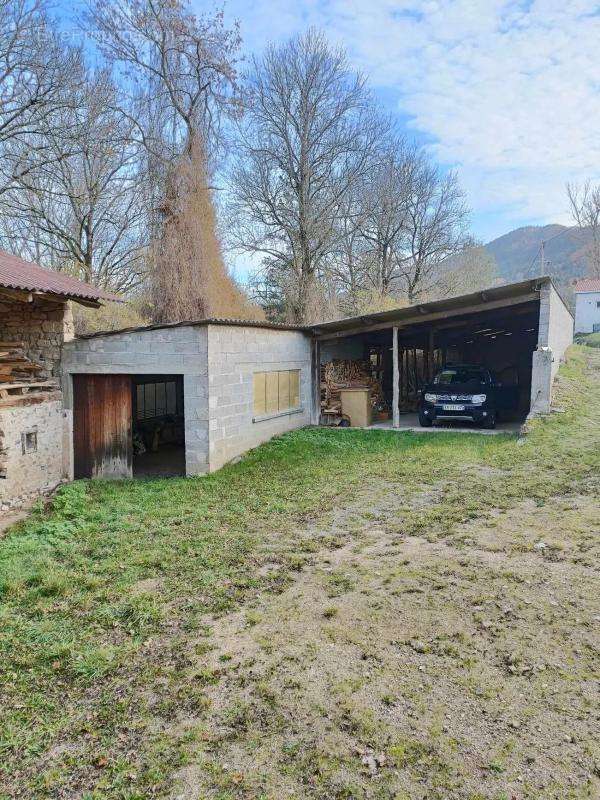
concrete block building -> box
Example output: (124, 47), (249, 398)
(61, 320), (313, 478)
(1, 251), (574, 505)
(63, 276), (572, 481)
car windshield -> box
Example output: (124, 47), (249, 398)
(434, 368), (488, 386)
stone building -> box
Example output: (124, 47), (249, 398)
(0, 250), (116, 512)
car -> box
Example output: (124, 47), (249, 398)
(418, 364), (518, 429)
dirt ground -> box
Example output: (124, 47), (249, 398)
(2, 349), (598, 800)
(170, 477), (600, 800)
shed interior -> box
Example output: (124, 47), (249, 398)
(132, 374), (185, 477)
(320, 299), (540, 424)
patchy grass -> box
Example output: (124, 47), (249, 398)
(575, 331), (600, 348)
(0, 347), (599, 799)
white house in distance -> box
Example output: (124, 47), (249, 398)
(574, 278), (600, 333)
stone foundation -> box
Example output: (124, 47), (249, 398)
(0, 397), (65, 513)
(0, 298), (73, 512)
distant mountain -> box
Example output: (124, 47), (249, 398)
(484, 224), (592, 291)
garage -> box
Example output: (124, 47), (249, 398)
(313, 278), (573, 430)
(72, 373), (186, 479)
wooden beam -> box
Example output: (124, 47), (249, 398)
(392, 326), (399, 429)
(316, 292), (539, 341)
(311, 338), (321, 425)
(0, 287), (33, 303)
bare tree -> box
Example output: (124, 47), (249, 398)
(84, 0), (256, 319)
(431, 245), (500, 300)
(0, 67), (146, 293)
(228, 29), (382, 323)
(331, 135), (470, 311)
(567, 181), (600, 278)
(0, 0), (78, 196)
(354, 137), (417, 294)
(151, 136), (262, 321)
(394, 165), (470, 302)
(85, 0), (241, 173)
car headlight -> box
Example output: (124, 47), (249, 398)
(471, 394), (487, 404)
(424, 393), (438, 403)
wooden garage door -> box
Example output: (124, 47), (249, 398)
(73, 375), (132, 479)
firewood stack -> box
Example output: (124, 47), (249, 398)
(0, 340), (45, 383)
(321, 359), (388, 415)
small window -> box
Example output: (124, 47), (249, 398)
(253, 370), (301, 417)
(136, 380), (179, 420)
(21, 430), (37, 454)
(596, 301), (600, 308)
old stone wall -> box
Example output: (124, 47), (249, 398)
(0, 298), (74, 377)
(0, 396), (65, 512)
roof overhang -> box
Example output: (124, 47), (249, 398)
(0, 248), (121, 306)
(311, 277), (553, 340)
(0, 285), (106, 308)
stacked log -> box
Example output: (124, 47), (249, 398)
(0, 341), (45, 383)
(321, 359), (388, 414)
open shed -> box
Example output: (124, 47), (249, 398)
(313, 277), (573, 428)
(61, 276), (573, 481)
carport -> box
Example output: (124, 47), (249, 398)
(311, 277), (573, 428)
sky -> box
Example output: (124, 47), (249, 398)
(213, 0), (600, 244)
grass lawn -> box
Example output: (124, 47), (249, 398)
(1, 347), (599, 800)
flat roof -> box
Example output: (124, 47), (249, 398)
(74, 276), (570, 341)
(309, 277), (567, 335)
(76, 316), (307, 340)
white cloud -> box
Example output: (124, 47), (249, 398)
(218, 0), (600, 239)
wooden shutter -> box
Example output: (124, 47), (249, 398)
(290, 370), (300, 408)
(278, 370), (290, 410)
(265, 371), (279, 413)
(253, 372), (266, 416)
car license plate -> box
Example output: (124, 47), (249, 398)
(442, 404), (465, 411)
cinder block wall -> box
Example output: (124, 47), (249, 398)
(0, 298), (73, 376)
(0, 398), (64, 512)
(531, 283), (574, 413)
(61, 326), (209, 476)
(207, 325), (312, 472)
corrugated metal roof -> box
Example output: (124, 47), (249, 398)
(574, 278), (600, 293)
(75, 276), (564, 341)
(0, 248), (120, 303)
(310, 276), (558, 334)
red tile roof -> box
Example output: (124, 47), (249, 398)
(0, 249), (120, 303)
(574, 278), (600, 293)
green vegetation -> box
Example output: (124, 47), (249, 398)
(575, 331), (600, 348)
(1, 347), (599, 799)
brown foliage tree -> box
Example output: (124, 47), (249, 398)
(151, 138), (262, 322)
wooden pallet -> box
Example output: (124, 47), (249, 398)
(0, 379), (59, 399)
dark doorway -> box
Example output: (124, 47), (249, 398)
(132, 375), (185, 478)
(73, 374), (132, 479)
